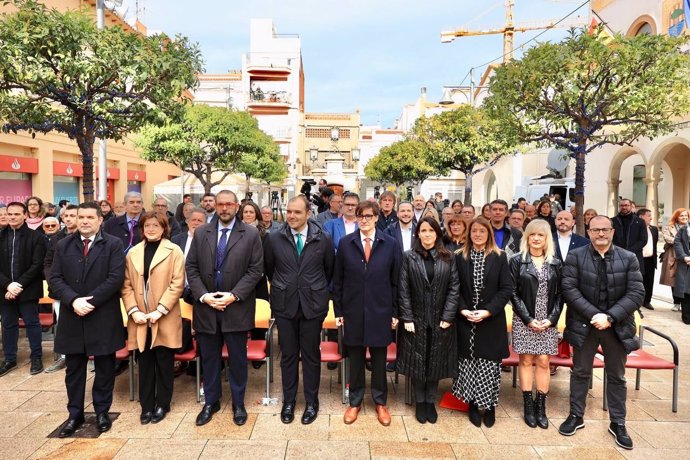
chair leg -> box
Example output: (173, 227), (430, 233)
(512, 366), (517, 388)
(128, 354), (134, 401)
(340, 360), (347, 404)
(635, 368), (641, 390)
(265, 358), (270, 400)
(672, 367), (678, 413)
(602, 368), (608, 411)
(195, 359), (201, 403)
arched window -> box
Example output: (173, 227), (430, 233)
(635, 22), (653, 36)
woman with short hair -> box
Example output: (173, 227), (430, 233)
(452, 217), (513, 428)
(122, 212), (185, 425)
(442, 215), (467, 252)
(509, 219), (562, 429)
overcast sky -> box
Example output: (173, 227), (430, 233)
(132, 0), (589, 127)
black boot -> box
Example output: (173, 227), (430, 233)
(522, 391), (537, 428)
(468, 402), (481, 427)
(535, 391), (549, 429)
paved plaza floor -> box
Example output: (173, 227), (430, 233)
(1, 288), (688, 459)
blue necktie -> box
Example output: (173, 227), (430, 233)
(215, 228), (229, 290)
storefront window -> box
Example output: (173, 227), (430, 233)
(54, 176), (80, 204)
(0, 172), (32, 204)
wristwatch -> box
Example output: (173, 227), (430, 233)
(606, 314), (614, 324)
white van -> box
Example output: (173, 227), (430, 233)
(514, 177), (575, 211)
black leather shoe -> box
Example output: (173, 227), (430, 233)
(195, 401), (221, 426)
(609, 422), (633, 450)
(232, 404), (248, 426)
(558, 414), (585, 436)
(58, 416), (84, 438)
(150, 406), (168, 424)
(327, 362), (338, 370)
(415, 403), (427, 424)
(469, 402), (481, 427)
(30, 358), (43, 375)
(0, 361), (17, 377)
(280, 401), (295, 424)
(252, 361), (264, 369)
(643, 303), (654, 311)
(96, 412), (112, 433)
(140, 411), (152, 424)
(483, 407), (496, 428)
(301, 402), (318, 425)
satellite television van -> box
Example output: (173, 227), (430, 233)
(514, 177), (576, 211)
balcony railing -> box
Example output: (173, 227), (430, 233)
(249, 89), (292, 105)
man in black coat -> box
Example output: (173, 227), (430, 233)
(637, 208), (658, 311)
(0, 202), (47, 377)
(559, 215), (644, 450)
(186, 190), (263, 427)
(611, 198), (648, 275)
(384, 201), (415, 254)
(489, 199), (522, 258)
(553, 211), (589, 262)
(376, 191), (398, 232)
(49, 202), (126, 437)
(264, 196), (335, 425)
(102, 191), (144, 254)
(153, 197), (182, 237)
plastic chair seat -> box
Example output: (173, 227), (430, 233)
(320, 341), (342, 362)
(365, 343), (397, 362)
(19, 312), (55, 329)
(624, 350), (676, 370)
(247, 340), (267, 361)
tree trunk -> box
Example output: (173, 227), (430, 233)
(463, 170), (473, 206)
(245, 175), (251, 199)
(574, 140), (587, 236)
(204, 163), (212, 194)
(76, 134), (96, 202)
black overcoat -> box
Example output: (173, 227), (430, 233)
(49, 231), (126, 356)
(455, 251), (512, 361)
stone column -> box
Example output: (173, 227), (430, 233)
(606, 179), (621, 216)
(644, 177), (659, 224)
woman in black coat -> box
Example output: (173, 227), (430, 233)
(398, 217), (459, 424)
(533, 200), (556, 233)
(442, 215), (466, 253)
(452, 217), (513, 428)
(509, 219), (562, 429)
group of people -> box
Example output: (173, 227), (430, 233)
(0, 187), (685, 452)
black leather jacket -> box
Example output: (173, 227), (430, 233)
(509, 253), (562, 327)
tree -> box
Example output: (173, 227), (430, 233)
(412, 105), (518, 206)
(237, 140), (287, 196)
(485, 27), (690, 234)
(0, 0), (203, 201)
(364, 139), (436, 188)
(137, 104), (280, 194)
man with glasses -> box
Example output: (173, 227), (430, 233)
(559, 215), (644, 450)
(323, 192), (359, 252)
(103, 192), (144, 254)
(153, 197), (182, 237)
(0, 202), (47, 376)
(611, 198), (647, 282)
(333, 201), (401, 427)
(186, 190), (263, 427)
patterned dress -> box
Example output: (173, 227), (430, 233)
(451, 249), (502, 410)
(512, 262), (559, 355)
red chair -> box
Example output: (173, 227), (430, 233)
(19, 296), (56, 333)
(602, 325), (679, 413)
(175, 339), (201, 402)
(321, 305), (347, 404)
(90, 341), (134, 401)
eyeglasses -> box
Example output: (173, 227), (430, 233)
(589, 228), (613, 234)
(356, 214), (376, 221)
(43, 224), (57, 228)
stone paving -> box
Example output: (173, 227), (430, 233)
(1, 289), (689, 459)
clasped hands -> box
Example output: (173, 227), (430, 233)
(72, 296), (95, 316)
(131, 310), (163, 325)
(203, 291), (236, 311)
(461, 309), (490, 323)
(528, 319), (552, 332)
(335, 317), (401, 330)
(4, 281), (23, 300)
(590, 313), (612, 331)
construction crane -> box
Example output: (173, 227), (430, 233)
(441, 0), (587, 62)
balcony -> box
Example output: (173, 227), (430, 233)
(263, 127), (293, 144)
(245, 54), (293, 80)
(247, 89), (292, 115)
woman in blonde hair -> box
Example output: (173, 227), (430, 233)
(421, 206), (440, 224)
(452, 217), (512, 428)
(509, 219), (562, 429)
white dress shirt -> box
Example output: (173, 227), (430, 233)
(557, 232), (572, 260)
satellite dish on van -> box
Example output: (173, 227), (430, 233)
(547, 149), (570, 172)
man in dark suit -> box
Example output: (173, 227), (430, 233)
(264, 195), (334, 425)
(49, 202), (125, 437)
(385, 201), (415, 254)
(637, 208), (658, 311)
(103, 191), (144, 254)
(186, 190), (263, 427)
(153, 197), (182, 237)
(553, 211), (590, 262)
(333, 200), (401, 427)
(611, 198), (648, 274)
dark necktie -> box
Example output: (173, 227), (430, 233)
(128, 219), (137, 247)
(215, 228), (230, 290)
(83, 238), (91, 257)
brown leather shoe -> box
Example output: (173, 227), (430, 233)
(376, 404), (391, 426)
(343, 405), (361, 424)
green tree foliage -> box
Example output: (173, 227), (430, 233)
(237, 140), (287, 194)
(0, 0), (203, 201)
(364, 139), (435, 187)
(137, 104), (280, 194)
(485, 27), (690, 233)
(412, 105), (518, 206)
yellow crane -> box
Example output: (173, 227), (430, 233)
(441, 0), (587, 62)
